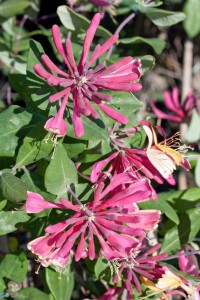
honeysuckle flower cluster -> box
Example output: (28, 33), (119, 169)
(91, 120), (191, 186)
(151, 87), (199, 123)
(26, 173), (160, 267)
(35, 13), (141, 137)
(25, 11), (196, 299)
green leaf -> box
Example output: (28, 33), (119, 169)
(161, 226), (181, 254)
(186, 109), (200, 142)
(45, 143), (78, 195)
(0, 0), (29, 20)
(27, 40), (57, 110)
(0, 105), (41, 157)
(15, 288), (50, 300)
(140, 55), (155, 75)
(139, 196), (179, 225)
(195, 157), (200, 187)
(16, 122), (54, 167)
(119, 37), (166, 54)
(0, 278), (6, 293)
(0, 51), (26, 74)
(178, 208), (200, 244)
(183, 0), (200, 38)
(46, 266), (74, 300)
(0, 211), (30, 235)
(57, 5), (111, 38)
(144, 8), (186, 27)
(94, 257), (111, 282)
(0, 251), (28, 282)
(67, 114), (110, 142)
(0, 173), (27, 202)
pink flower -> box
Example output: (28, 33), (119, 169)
(90, 122), (190, 186)
(178, 245), (199, 278)
(111, 243), (167, 294)
(90, 0), (112, 7)
(95, 286), (132, 300)
(151, 87), (196, 123)
(34, 13), (142, 137)
(44, 90), (69, 136)
(26, 173), (160, 268)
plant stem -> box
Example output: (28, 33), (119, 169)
(106, 12), (136, 60)
(67, 186), (92, 216)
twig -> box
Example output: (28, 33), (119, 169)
(179, 39), (193, 190)
(106, 12), (136, 60)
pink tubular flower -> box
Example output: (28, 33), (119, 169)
(26, 173), (160, 268)
(34, 13), (142, 137)
(90, 122), (190, 186)
(151, 87), (196, 123)
(95, 286), (132, 300)
(178, 245), (200, 278)
(111, 243), (167, 294)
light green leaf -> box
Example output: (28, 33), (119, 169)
(0, 0), (29, 19)
(0, 51), (26, 74)
(195, 157), (200, 187)
(46, 266), (74, 300)
(144, 8), (186, 27)
(0, 251), (28, 282)
(140, 55), (155, 75)
(0, 278), (6, 293)
(186, 109), (200, 142)
(45, 143), (78, 195)
(183, 0), (200, 38)
(0, 105), (42, 157)
(178, 208), (200, 244)
(15, 287), (50, 300)
(119, 37), (166, 54)
(57, 5), (111, 38)
(16, 122), (54, 167)
(0, 173), (27, 202)
(0, 211), (29, 235)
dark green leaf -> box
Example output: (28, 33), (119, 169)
(45, 143), (78, 195)
(119, 37), (166, 54)
(46, 266), (74, 300)
(0, 251), (28, 282)
(0, 211), (30, 235)
(0, 173), (27, 202)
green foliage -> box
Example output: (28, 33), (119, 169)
(183, 0), (200, 38)
(0, 105), (41, 157)
(15, 288), (50, 300)
(0, 211), (29, 235)
(46, 265), (74, 300)
(119, 37), (166, 54)
(44, 143), (78, 195)
(0, 251), (28, 282)
(0, 173), (27, 202)
(57, 5), (111, 38)
(0, 0), (29, 21)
